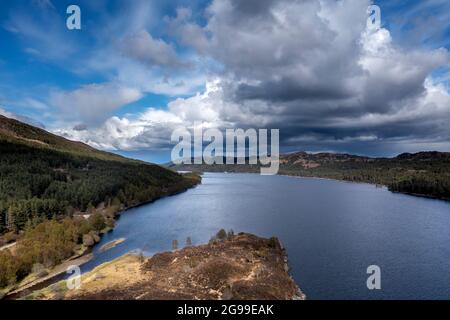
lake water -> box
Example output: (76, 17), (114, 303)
(80, 173), (450, 300)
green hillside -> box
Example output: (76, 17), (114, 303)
(0, 115), (199, 234)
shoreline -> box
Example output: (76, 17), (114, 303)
(3, 175), (202, 300)
(198, 171), (450, 203)
(4, 252), (93, 300)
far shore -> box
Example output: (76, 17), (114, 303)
(193, 171), (450, 202)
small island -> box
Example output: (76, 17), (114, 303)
(99, 238), (126, 252)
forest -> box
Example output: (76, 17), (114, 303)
(0, 215), (106, 288)
(0, 139), (199, 234)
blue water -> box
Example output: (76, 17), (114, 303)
(80, 173), (450, 300)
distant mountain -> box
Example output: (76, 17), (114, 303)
(0, 115), (200, 234)
(169, 150), (450, 201)
(395, 151), (450, 161)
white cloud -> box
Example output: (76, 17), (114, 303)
(120, 30), (187, 68)
(55, 78), (284, 151)
(0, 106), (46, 128)
(0, 107), (20, 120)
(32, 0), (55, 9)
(112, 59), (207, 96)
(50, 83), (143, 125)
(24, 98), (49, 110)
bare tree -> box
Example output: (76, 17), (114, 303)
(172, 239), (178, 250)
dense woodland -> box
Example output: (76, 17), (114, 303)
(0, 140), (199, 234)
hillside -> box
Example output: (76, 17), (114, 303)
(0, 115), (200, 234)
(169, 151), (450, 200)
(24, 232), (305, 300)
(0, 115), (200, 290)
(0, 115), (128, 162)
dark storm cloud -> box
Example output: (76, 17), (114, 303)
(73, 124), (87, 131)
(184, 0), (450, 154)
(229, 0), (277, 16)
(235, 78), (354, 102)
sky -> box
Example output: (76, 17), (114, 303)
(0, 0), (450, 163)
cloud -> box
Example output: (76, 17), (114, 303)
(166, 8), (210, 53)
(83, 51), (206, 97)
(0, 107), (46, 128)
(54, 80), (227, 150)
(50, 83), (143, 125)
(154, 0), (450, 154)
(32, 0), (55, 9)
(2, 0), (207, 129)
(73, 124), (87, 131)
(380, 0), (450, 49)
(4, 1), (77, 60)
(56, 113), (178, 151)
(36, 0), (450, 156)
(23, 98), (49, 110)
(24, 47), (41, 56)
(120, 30), (188, 68)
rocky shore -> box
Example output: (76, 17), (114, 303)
(24, 233), (305, 300)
